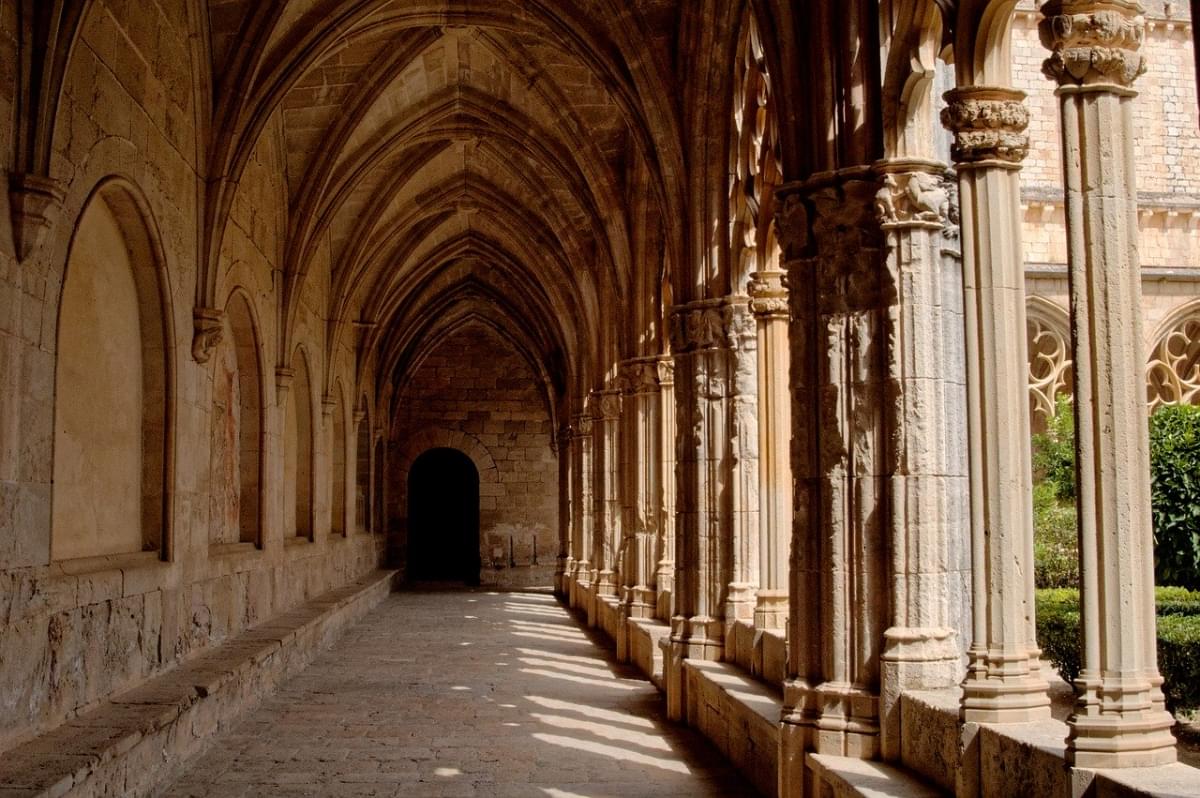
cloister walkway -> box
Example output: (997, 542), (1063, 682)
(160, 589), (754, 798)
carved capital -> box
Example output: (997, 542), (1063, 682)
(748, 270), (789, 318)
(191, 307), (226, 364)
(9, 173), (65, 263)
(572, 412), (593, 437)
(619, 359), (661, 395)
(873, 163), (952, 228)
(669, 302), (727, 353)
(656, 357), (675, 387)
(598, 390), (621, 420)
(774, 186), (809, 261)
(941, 87), (1030, 165)
(1040, 1), (1146, 88)
(321, 396), (338, 417)
(275, 367), (295, 400)
(353, 408), (367, 425)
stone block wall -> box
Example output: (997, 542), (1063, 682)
(391, 324), (559, 579)
(0, 0), (385, 753)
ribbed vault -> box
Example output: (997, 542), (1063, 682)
(194, 0), (698, 415)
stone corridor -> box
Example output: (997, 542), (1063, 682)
(158, 590), (754, 798)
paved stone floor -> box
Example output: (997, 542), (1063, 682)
(159, 589), (756, 797)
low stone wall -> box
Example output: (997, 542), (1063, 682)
(0, 569), (397, 798)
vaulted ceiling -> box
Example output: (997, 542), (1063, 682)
(201, 0), (690, 418)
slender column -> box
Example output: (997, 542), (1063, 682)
(619, 358), (661, 620)
(656, 358), (676, 621)
(664, 300), (735, 720)
(942, 87), (1050, 722)
(777, 170), (889, 765)
(569, 413), (593, 609)
(748, 270), (792, 630)
(593, 390), (622, 599)
(555, 425), (573, 597)
(1041, 0), (1175, 767)
(726, 299), (760, 628)
(874, 161), (969, 760)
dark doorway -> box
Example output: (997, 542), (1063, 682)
(407, 448), (481, 583)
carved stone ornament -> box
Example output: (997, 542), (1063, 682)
(9, 172), (65, 263)
(773, 188), (809, 261)
(599, 391), (622, 419)
(940, 87), (1030, 164)
(191, 307), (226, 364)
(669, 303), (728, 353)
(874, 170), (950, 226)
(748, 270), (789, 318)
(1040, 1), (1146, 88)
(656, 357), (675, 386)
(619, 359), (661, 395)
(572, 413), (593, 437)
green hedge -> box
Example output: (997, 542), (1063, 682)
(1036, 588), (1200, 712)
(1149, 405), (1200, 590)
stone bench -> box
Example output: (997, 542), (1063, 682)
(0, 569), (398, 798)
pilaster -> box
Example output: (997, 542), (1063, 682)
(656, 358), (677, 621)
(568, 413), (594, 611)
(592, 390), (622, 601)
(942, 85), (1051, 723)
(618, 357), (662, 625)
(725, 298), (759, 629)
(1040, 0), (1176, 767)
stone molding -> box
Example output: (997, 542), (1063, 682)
(940, 87), (1030, 165)
(192, 307), (226, 364)
(618, 357), (664, 395)
(668, 299), (753, 354)
(8, 172), (65, 263)
(1040, 0), (1147, 87)
(873, 164), (952, 229)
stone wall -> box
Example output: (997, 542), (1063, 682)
(0, 0), (384, 753)
(391, 324), (559, 580)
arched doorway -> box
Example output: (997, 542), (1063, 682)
(407, 448), (480, 584)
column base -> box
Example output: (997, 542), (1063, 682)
(880, 626), (960, 760)
(725, 582), (757, 626)
(1067, 672), (1178, 768)
(596, 569), (618, 597)
(785, 678), (880, 759)
(655, 563), (673, 620)
(960, 646), (1051, 723)
(754, 589), (789, 631)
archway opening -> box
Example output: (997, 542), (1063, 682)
(407, 448), (480, 584)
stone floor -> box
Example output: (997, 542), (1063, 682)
(158, 588), (756, 798)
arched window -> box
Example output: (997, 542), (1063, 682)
(284, 350), (315, 540)
(210, 293), (263, 547)
(52, 185), (170, 561)
(1026, 299), (1073, 432)
(729, 5), (782, 293)
(330, 384), (347, 537)
(1147, 309), (1200, 411)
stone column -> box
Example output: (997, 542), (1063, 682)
(569, 413), (593, 610)
(748, 269), (791, 631)
(873, 161), (969, 761)
(555, 425), (573, 597)
(656, 358), (677, 621)
(942, 87), (1050, 722)
(726, 299), (759, 630)
(592, 390), (622, 606)
(664, 301), (734, 721)
(778, 172), (890, 766)
(619, 358), (661, 619)
(1041, 0), (1176, 767)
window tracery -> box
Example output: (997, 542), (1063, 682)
(1026, 306), (1073, 430)
(1147, 313), (1200, 411)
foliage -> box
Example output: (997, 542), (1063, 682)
(1032, 396), (1076, 501)
(1149, 404), (1200, 590)
(1032, 481), (1079, 589)
(1036, 587), (1200, 712)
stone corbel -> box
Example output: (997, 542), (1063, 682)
(9, 173), (66, 263)
(321, 395), (337, 418)
(191, 307), (226, 364)
(353, 408), (367, 427)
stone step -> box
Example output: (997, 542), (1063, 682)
(0, 570), (398, 798)
(807, 754), (948, 798)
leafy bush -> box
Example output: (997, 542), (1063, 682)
(1036, 587), (1200, 712)
(1149, 405), (1200, 590)
(1032, 397), (1080, 588)
(1033, 481), (1079, 589)
(1032, 396), (1076, 501)
(1158, 614), (1200, 711)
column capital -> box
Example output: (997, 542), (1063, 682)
(668, 297), (752, 354)
(940, 86), (1030, 166)
(617, 357), (663, 395)
(1040, 1), (1146, 89)
(571, 412), (593, 437)
(191, 307), (226, 364)
(747, 269), (788, 318)
(872, 160), (955, 230)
